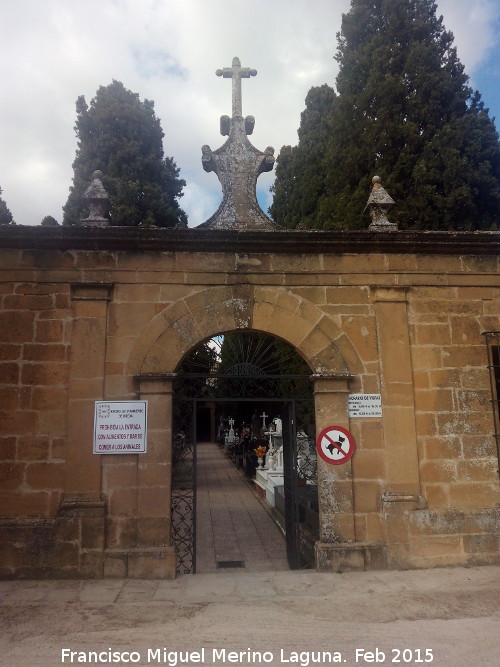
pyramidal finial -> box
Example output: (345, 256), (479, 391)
(365, 176), (398, 231)
(79, 170), (111, 227)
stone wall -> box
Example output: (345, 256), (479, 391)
(0, 276), (71, 576)
(0, 228), (498, 577)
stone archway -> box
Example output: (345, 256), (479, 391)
(128, 285), (362, 377)
(130, 285), (363, 576)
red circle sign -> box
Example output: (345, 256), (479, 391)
(316, 425), (356, 465)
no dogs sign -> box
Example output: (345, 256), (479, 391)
(316, 425), (356, 465)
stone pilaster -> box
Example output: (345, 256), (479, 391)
(62, 284), (112, 503)
(59, 283), (112, 576)
(103, 374), (176, 579)
(371, 287), (424, 566)
(313, 374), (360, 570)
(371, 287), (421, 493)
(136, 375), (174, 545)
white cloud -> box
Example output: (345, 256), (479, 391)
(0, 0), (497, 227)
(436, 0), (499, 73)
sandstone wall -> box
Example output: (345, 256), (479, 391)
(0, 233), (498, 577)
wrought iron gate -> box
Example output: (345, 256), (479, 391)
(171, 398), (196, 574)
(171, 391), (318, 574)
(170, 332), (319, 574)
(282, 400), (318, 570)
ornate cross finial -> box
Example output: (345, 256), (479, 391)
(216, 57), (257, 117)
(198, 57), (277, 230)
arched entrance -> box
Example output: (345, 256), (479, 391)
(171, 331), (318, 574)
(131, 285), (362, 578)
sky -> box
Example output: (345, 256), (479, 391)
(1, 0), (499, 228)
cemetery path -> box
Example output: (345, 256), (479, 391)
(0, 566), (498, 666)
(196, 441), (288, 573)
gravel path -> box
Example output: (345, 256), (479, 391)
(0, 566), (498, 666)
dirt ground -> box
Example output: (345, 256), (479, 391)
(0, 565), (498, 667)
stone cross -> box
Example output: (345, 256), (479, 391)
(216, 57), (257, 117)
(198, 56), (276, 231)
(260, 412), (268, 428)
(273, 417), (282, 435)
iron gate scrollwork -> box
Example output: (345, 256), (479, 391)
(170, 332), (319, 574)
(171, 398), (196, 574)
(282, 399), (318, 570)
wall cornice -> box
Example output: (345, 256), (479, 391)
(0, 225), (499, 255)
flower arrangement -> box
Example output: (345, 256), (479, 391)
(253, 445), (267, 458)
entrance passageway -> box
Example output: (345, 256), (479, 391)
(195, 441), (289, 574)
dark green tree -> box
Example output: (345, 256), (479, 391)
(0, 187), (14, 225)
(270, 85), (338, 228)
(63, 80), (187, 227)
(41, 215), (59, 226)
(270, 0), (500, 230)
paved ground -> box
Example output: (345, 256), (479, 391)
(196, 441), (288, 573)
(1, 447), (497, 665)
(0, 565), (498, 666)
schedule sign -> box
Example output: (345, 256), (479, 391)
(348, 393), (382, 418)
(93, 401), (148, 454)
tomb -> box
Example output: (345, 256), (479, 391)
(255, 416), (286, 507)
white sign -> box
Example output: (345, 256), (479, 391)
(348, 393), (382, 418)
(93, 401), (148, 454)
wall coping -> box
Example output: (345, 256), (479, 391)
(1, 225), (499, 255)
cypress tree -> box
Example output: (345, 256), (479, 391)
(41, 215), (59, 226)
(0, 187), (14, 225)
(63, 80), (187, 227)
(270, 85), (338, 228)
(270, 0), (500, 230)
